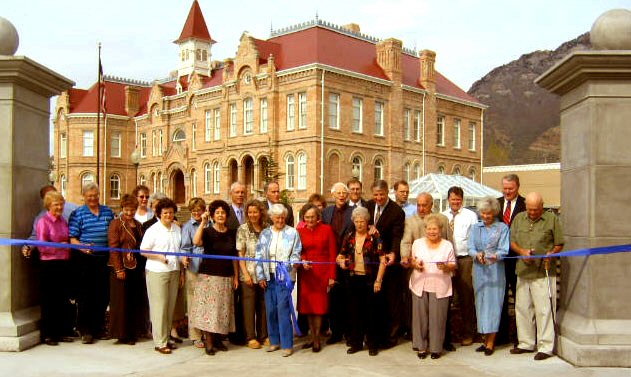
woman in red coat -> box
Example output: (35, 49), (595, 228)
(297, 203), (337, 352)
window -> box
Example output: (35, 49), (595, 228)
(173, 129), (186, 143)
(139, 175), (146, 187)
(287, 94), (295, 131)
(352, 97), (363, 133)
(192, 123), (197, 150)
(151, 172), (157, 191)
(414, 110), (421, 142)
(111, 132), (121, 158)
(404, 162), (411, 182)
(159, 129), (164, 155)
(83, 131), (94, 157)
(191, 169), (197, 197)
(243, 98), (253, 134)
(60, 175), (67, 197)
(285, 154), (295, 189)
(403, 109), (411, 140)
(152, 130), (157, 156)
(352, 156), (363, 182)
(453, 166), (461, 175)
(214, 108), (221, 140)
(469, 168), (477, 181)
(436, 116), (445, 146)
(213, 161), (221, 194)
(260, 98), (268, 133)
(230, 103), (237, 137)
(60, 133), (67, 159)
(437, 165), (445, 174)
(140, 133), (147, 157)
(414, 163), (421, 180)
(110, 174), (121, 199)
(81, 172), (94, 187)
(297, 153), (307, 190)
(157, 172), (163, 192)
(374, 101), (384, 136)
(204, 163), (211, 193)
(298, 92), (307, 129)
(468, 122), (476, 151)
(205, 110), (212, 141)
(374, 159), (384, 181)
(454, 119), (461, 149)
(329, 93), (340, 129)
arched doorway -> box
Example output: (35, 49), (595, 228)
(172, 169), (185, 204)
(258, 156), (269, 195)
(242, 155), (254, 195)
(228, 159), (238, 186)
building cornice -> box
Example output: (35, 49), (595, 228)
(436, 93), (488, 110)
(483, 162), (561, 173)
(66, 113), (130, 121)
(402, 84), (427, 95)
(277, 63), (393, 87)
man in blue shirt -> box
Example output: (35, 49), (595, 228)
(68, 183), (114, 344)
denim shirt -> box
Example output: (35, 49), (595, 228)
(180, 217), (207, 273)
(255, 225), (302, 282)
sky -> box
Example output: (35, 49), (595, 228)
(4, 0), (631, 93)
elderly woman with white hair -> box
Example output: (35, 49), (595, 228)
(467, 196), (509, 356)
(336, 206), (386, 356)
(256, 203), (302, 357)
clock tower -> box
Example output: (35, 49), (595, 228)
(175, 0), (215, 78)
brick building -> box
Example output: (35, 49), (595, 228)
(53, 0), (486, 210)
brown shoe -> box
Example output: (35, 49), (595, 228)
(510, 347), (534, 354)
(534, 352), (552, 361)
(461, 338), (473, 346)
(248, 339), (262, 349)
(154, 346), (172, 354)
(282, 348), (293, 357)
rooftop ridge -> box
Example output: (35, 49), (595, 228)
(103, 75), (151, 87)
(270, 18), (417, 55)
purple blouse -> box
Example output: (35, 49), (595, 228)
(36, 212), (71, 260)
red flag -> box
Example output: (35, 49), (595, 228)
(98, 58), (107, 116)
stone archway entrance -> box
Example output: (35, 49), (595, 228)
(242, 155), (254, 195)
(172, 169), (185, 204)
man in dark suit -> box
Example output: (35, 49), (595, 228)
(322, 182), (354, 344)
(365, 180), (405, 352)
(347, 178), (367, 209)
(264, 181), (294, 227)
(227, 182), (246, 345)
(496, 173), (526, 346)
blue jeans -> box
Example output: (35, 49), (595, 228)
(264, 276), (294, 349)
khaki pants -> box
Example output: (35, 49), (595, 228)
(515, 276), (556, 354)
(146, 270), (179, 348)
(185, 270), (202, 342)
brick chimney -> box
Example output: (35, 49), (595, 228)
(376, 38), (403, 82)
(124, 86), (140, 116)
(420, 49), (436, 93)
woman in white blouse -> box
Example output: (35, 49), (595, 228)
(140, 198), (182, 355)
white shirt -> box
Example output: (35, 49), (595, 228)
(140, 221), (182, 273)
(442, 207), (478, 257)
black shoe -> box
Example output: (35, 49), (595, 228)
(431, 352), (441, 359)
(368, 348), (378, 356)
(484, 348), (495, 356)
(166, 341), (177, 350)
(95, 333), (111, 340)
(301, 342), (314, 350)
(214, 341), (228, 351)
(326, 335), (342, 345)
(417, 351), (428, 359)
(205, 347), (216, 355)
(347, 346), (362, 354)
(59, 336), (74, 343)
(313, 343), (321, 353)
(81, 334), (94, 344)
(169, 335), (183, 344)
(475, 345), (487, 352)
(534, 352), (552, 361)
(44, 338), (59, 346)
(443, 343), (456, 352)
(510, 347), (534, 354)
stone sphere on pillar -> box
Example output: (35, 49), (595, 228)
(0, 16), (19, 56)
(590, 9), (631, 50)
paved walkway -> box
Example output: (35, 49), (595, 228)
(0, 337), (626, 377)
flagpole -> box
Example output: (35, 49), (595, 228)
(96, 42), (101, 187)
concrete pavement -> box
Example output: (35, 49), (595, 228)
(0, 337), (626, 377)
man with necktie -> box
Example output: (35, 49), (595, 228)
(227, 181), (247, 345)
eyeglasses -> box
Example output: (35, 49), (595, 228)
(138, 195), (149, 199)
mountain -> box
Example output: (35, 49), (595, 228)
(468, 33), (591, 166)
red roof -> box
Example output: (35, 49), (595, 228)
(70, 80), (151, 117)
(174, 0), (214, 44)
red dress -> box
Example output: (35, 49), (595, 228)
(297, 223), (337, 315)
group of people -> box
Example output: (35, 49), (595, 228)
(22, 173), (563, 362)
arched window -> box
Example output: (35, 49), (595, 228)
(213, 162), (221, 194)
(453, 167), (461, 176)
(437, 165), (445, 175)
(60, 175), (67, 197)
(286, 155), (295, 189)
(414, 163), (421, 180)
(204, 163), (211, 194)
(139, 174), (147, 187)
(157, 172), (163, 193)
(191, 169), (197, 197)
(81, 172), (95, 188)
(469, 168), (477, 182)
(352, 156), (363, 182)
(297, 153), (307, 190)
(110, 174), (121, 199)
(173, 129), (186, 143)
(404, 162), (411, 182)
(374, 158), (384, 181)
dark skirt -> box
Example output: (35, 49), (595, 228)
(109, 267), (146, 340)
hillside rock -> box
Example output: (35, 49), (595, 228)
(469, 33), (591, 165)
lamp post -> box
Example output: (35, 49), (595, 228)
(130, 148), (140, 187)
